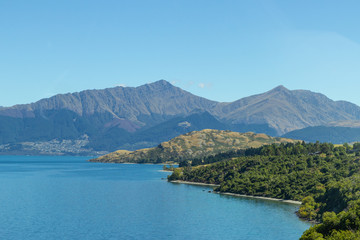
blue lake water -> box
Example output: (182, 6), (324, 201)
(0, 156), (311, 240)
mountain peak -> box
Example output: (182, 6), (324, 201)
(271, 85), (289, 92)
(150, 79), (173, 86)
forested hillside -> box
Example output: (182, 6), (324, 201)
(168, 142), (360, 239)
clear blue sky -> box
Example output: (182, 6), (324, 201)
(1, 0), (359, 107)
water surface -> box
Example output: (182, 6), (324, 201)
(0, 156), (311, 239)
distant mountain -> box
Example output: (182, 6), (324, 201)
(282, 126), (360, 144)
(1, 80), (360, 154)
(90, 129), (298, 163)
(214, 85), (360, 134)
(89, 111), (230, 151)
(0, 80), (216, 128)
(325, 120), (360, 128)
(0, 80), (218, 152)
(100, 111), (278, 151)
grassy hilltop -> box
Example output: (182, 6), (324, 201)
(90, 129), (297, 163)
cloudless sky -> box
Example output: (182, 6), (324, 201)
(0, 0), (360, 106)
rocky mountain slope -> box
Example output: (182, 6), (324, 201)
(1, 80), (360, 154)
(90, 129), (298, 163)
(0, 80), (216, 129)
(215, 85), (360, 134)
(282, 126), (360, 144)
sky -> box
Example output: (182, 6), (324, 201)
(0, 0), (360, 107)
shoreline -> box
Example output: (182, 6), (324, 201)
(215, 192), (302, 205)
(170, 180), (302, 205)
(170, 180), (220, 187)
(89, 160), (178, 166)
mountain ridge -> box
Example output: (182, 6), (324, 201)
(0, 80), (217, 120)
(1, 80), (360, 153)
(213, 85), (360, 134)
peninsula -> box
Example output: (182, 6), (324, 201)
(90, 129), (297, 163)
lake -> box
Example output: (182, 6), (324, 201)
(0, 156), (311, 239)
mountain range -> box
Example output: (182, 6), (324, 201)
(1, 80), (360, 154)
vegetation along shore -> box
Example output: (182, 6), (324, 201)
(170, 180), (301, 204)
(168, 141), (360, 239)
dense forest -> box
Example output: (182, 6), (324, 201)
(168, 142), (360, 239)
